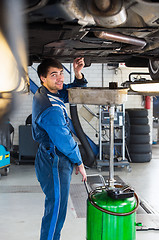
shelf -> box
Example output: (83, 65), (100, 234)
(96, 159), (130, 168)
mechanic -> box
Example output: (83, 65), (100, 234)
(32, 57), (87, 240)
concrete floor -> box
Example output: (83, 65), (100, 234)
(0, 145), (159, 240)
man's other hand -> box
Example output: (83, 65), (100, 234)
(73, 57), (85, 79)
(75, 163), (87, 182)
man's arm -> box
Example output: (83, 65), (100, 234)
(71, 57), (87, 181)
(38, 106), (87, 181)
(38, 106), (83, 165)
(59, 57), (87, 102)
(73, 57), (85, 79)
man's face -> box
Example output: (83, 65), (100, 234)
(41, 67), (64, 93)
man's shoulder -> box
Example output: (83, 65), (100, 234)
(34, 86), (48, 98)
(33, 87), (52, 119)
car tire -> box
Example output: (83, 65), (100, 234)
(130, 117), (148, 125)
(129, 143), (152, 153)
(131, 125), (150, 135)
(130, 134), (150, 144)
(148, 59), (159, 80)
(129, 152), (152, 163)
(126, 109), (148, 118)
(125, 112), (131, 144)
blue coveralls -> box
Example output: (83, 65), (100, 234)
(32, 76), (87, 240)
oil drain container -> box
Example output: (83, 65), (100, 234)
(86, 183), (139, 240)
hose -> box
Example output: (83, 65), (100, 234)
(88, 191), (139, 216)
(70, 104), (95, 167)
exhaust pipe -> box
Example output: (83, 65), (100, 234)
(95, 31), (147, 49)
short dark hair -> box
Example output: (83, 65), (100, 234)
(37, 58), (63, 84)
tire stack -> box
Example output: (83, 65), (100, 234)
(126, 109), (152, 163)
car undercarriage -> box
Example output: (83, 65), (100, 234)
(1, 0), (159, 122)
(25, 0), (159, 80)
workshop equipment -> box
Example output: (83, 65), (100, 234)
(0, 145), (10, 174)
(68, 87), (139, 240)
(85, 175), (139, 240)
(68, 87), (128, 105)
(145, 96), (151, 109)
(97, 103), (130, 171)
(68, 87), (129, 169)
(0, 121), (12, 176)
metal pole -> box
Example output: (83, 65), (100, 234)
(109, 104), (115, 187)
(122, 104), (125, 160)
(102, 63), (104, 87)
(99, 105), (102, 161)
(70, 63), (74, 83)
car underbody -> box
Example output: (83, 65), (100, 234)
(1, 0), (159, 121)
(25, 0), (159, 77)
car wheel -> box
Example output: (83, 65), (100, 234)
(149, 59), (159, 80)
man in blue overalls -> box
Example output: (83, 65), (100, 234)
(32, 57), (87, 240)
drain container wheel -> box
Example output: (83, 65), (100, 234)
(87, 190), (138, 240)
(0, 167), (9, 176)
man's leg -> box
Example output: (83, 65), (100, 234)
(53, 155), (73, 240)
(40, 195), (57, 240)
(35, 153), (61, 240)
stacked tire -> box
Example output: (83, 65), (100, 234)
(126, 109), (152, 163)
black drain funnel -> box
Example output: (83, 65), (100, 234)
(70, 104), (95, 167)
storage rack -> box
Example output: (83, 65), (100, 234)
(97, 104), (130, 172)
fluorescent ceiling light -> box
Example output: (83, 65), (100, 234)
(16, 77), (26, 92)
(0, 31), (29, 93)
(0, 31), (20, 92)
(130, 81), (159, 94)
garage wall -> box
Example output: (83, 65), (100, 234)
(9, 62), (152, 146)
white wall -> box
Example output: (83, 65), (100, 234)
(9, 62), (152, 145)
